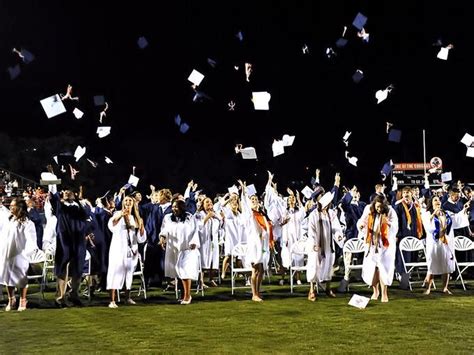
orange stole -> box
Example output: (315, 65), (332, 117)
(366, 213), (389, 248)
(253, 210), (274, 247)
(402, 201), (423, 238)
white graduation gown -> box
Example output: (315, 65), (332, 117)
(0, 213), (38, 288)
(106, 213), (147, 290)
(160, 213), (200, 279)
(196, 211), (222, 270)
(241, 192), (271, 270)
(281, 208), (306, 268)
(42, 199), (57, 253)
(223, 206), (246, 256)
(306, 208), (343, 282)
(422, 210), (458, 275)
(357, 205), (398, 286)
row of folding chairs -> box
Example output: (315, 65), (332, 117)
(230, 235), (474, 295)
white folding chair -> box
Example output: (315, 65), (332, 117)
(454, 236), (474, 291)
(231, 244), (253, 295)
(289, 239), (312, 293)
(342, 238), (366, 290)
(400, 237), (432, 291)
(27, 249), (47, 299)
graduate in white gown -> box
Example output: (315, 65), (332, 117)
(0, 198), (37, 311)
(357, 195), (398, 302)
(160, 199), (200, 304)
(42, 196), (57, 254)
(220, 193), (246, 280)
(306, 191), (343, 301)
(422, 196), (468, 295)
(280, 190), (306, 285)
(239, 180), (273, 302)
(107, 196), (146, 308)
(196, 197), (223, 287)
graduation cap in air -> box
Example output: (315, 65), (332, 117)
(335, 26), (348, 48)
(381, 160), (394, 181)
(73, 108), (84, 119)
(352, 12), (367, 31)
(137, 36), (149, 49)
(388, 128), (402, 143)
(235, 144), (257, 160)
(252, 92), (271, 110)
(236, 31), (244, 42)
(93, 95), (106, 106)
(207, 58), (217, 68)
(7, 64), (21, 80)
(437, 45), (453, 61)
(40, 94), (67, 119)
(13, 48), (35, 64)
(352, 69), (364, 83)
(335, 38), (348, 48)
(179, 122), (190, 134)
(188, 69), (205, 86)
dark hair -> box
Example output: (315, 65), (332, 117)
(369, 195), (389, 215)
(171, 199), (187, 222)
(10, 197), (29, 223)
(425, 196), (443, 214)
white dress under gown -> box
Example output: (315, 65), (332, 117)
(422, 210), (461, 275)
(306, 208), (343, 283)
(357, 205), (398, 286)
(106, 213), (147, 290)
(0, 209), (38, 288)
(160, 213), (200, 280)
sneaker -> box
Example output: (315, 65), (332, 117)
(108, 301), (118, 308)
(126, 298), (136, 305)
(296, 280), (302, 285)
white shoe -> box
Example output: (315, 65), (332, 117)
(17, 299), (27, 312)
(126, 298), (136, 305)
(108, 302), (118, 308)
(245, 279), (251, 286)
(279, 279), (285, 286)
(296, 280), (302, 285)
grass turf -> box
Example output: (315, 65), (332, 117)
(1, 278), (474, 354)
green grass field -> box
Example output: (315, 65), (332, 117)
(1, 277), (474, 354)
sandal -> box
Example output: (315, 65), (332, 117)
(17, 298), (28, 312)
(5, 297), (16, 312)
(308, 292), (316, 302)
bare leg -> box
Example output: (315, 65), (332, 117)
(371, 268), (380, 300)
(424, 273), (433, 295)
(442, 273), (452, 294)
(18, 288), (28, 311)
(380, 278), (389, 302)
(325, 281), (336, 298)
(182, 279), (192, 302)
(256, 264), (264, 297)
(221, 256), (229, 279)
(110, 289), (116, 302)
(308, 282), (316, 301)
(56, 277), (67, 302)
(5, 287), (16, 311)
(251, 264), (263, 301)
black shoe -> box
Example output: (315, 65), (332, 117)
(55, 299), (68, 308)
(69, 296), (84, 307)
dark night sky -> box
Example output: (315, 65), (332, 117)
(0, 1), (472, 199)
